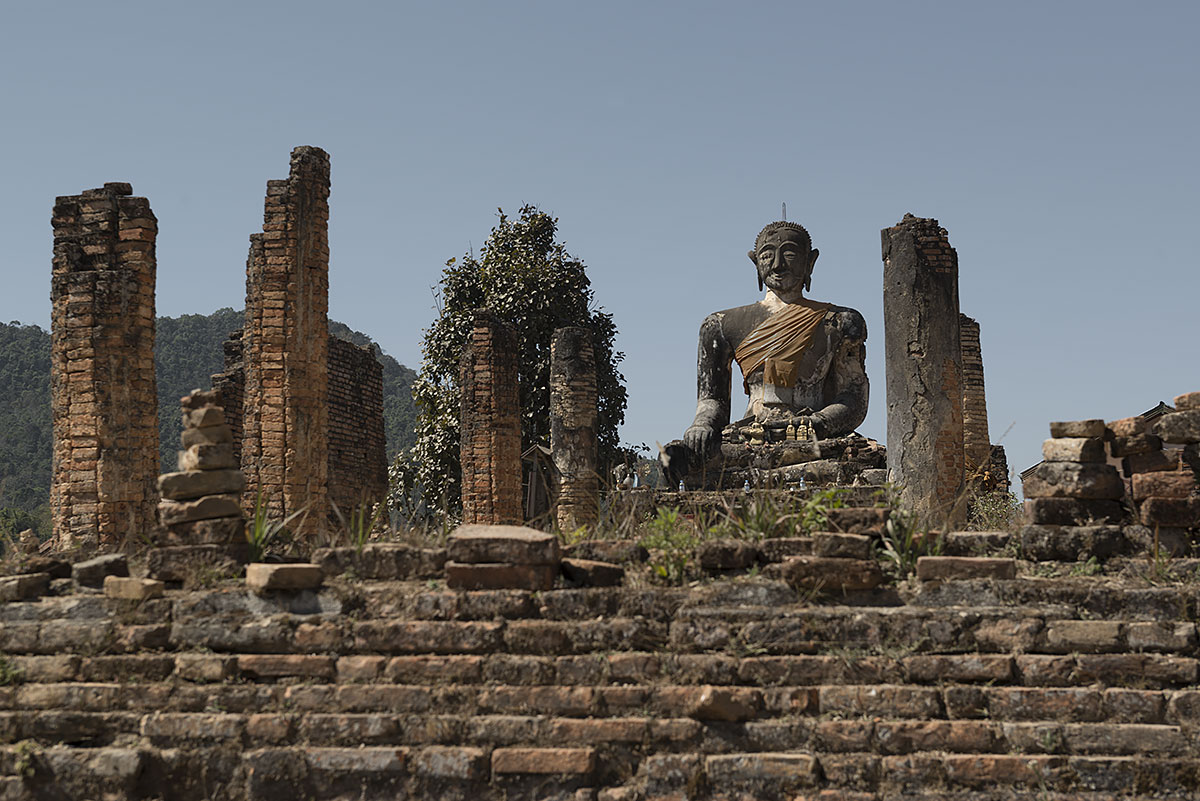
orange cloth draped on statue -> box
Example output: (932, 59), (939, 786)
(733, 299), (832, 395)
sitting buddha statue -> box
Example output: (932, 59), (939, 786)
(669, 220), (870, 482)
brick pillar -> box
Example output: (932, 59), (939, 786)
(241, 146), (330, 538)
(551, 327), (598, 532)
(882, 214), (965, 525)
(327, 336), (388, 516)
(460, 310), (522, 525)
(959, 313), (993, 484)
(210, 329), (245, 464)
(50, 183), (159, 552)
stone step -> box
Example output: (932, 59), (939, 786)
(8, 649), (1199, 690)
(7, 682), (1200, 727)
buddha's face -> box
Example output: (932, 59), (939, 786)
(753, 228), (817, 294)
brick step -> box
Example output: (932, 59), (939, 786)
(7, 683), (1200, 726)
(2, 745), (1198, 800)
(7, 649), (1200, 690)
(1, 709), (1192, 757)
(3, 605), (1196, 657)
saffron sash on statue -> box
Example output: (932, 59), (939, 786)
(733, 299), (831, 395)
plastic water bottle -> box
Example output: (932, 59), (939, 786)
(798, 475), (807, 491)
(743, 479), (751, 492)
(678, 479), (685, 492)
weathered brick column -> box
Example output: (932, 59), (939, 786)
(551, 327), (598, 532)
(882, 214), (965, 525)
(959, 313), (993, 484)
(460, 311), (522, 525)
(241, 147), (330, 537)
(50, 183), (159, 551)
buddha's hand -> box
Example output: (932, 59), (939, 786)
(683, 424), (716, 456)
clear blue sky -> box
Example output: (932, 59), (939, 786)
(2, 1), (1197, 487)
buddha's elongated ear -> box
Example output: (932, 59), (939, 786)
(758, 275), (764, 292)
(747, 249), (757, 265)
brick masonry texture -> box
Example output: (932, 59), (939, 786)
(327, 336), (387, 515)
(460, 311), (522, 525)
(882, 215), (965, 523)
(550, 327), (598, 532)
(50, 183), (159, 551)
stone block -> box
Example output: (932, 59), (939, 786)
(1022, 462), (1123, 500)
(1124, 450), (1180, 475)
(0, 573), (50, 602)
(175, 654), (238, 682)
(491, 747), (595, 775)
(772, 556), (884, 593)
(1153, 411), (1200, 443)
(180, 389), (219, 409)
(72, 553), (128, 587)
(103, 576), (164, 601)
(1108, 416), (1146, 437)
(447, 525), (560, 565)
(812, 532), (873, 559)
(1126, 622), (1196, 653)
(1132, 472), (1198, 501)
(1140, 497), (1200, 527)
(245, 563), (324, 592)
(560, 558), (624, 587)
(564, 540), (648, 564)
(1123, 524), (1191, 557)
(158, 495), (242, 525)
(916, 556), (1016, 581)
(158, 469), (245, 500)
(1109, 434), (1162, 457)
(161, 517), (245, 547)
(238, 654), (336, 680)
(705, 753), (818, 788)
(177, 443), (237, 471)
(1049, 419), (1106, 438)
(182, 406), (225, 429)
(1042, 437), (1106, 463)
(941, 531), (1011, 556)
(147, 545), (244, 582)
(411, 746), (487, 780)
(445, 562), (557, 591)
(1018, 525), (1127, 562)
(312, 544), (446, 580)
(1043, 620), (1122, 653)
(1175, 392), (1200, 411)
(181, 424), (234, 447)
(698, 539), (760, 570)
(687, 686), (762, 721)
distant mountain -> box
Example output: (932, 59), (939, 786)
(0, 312), (416, 542)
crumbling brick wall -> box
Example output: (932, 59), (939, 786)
(49, 183), (159, 551)
(214, 329), (387, 523)
(328, 337), (387, 516)
(240, 147), (331, 536)
(460, 311), (522, 525)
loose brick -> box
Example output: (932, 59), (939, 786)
(1049, 420), (1106, 438)
(447, 525), (560, 564)
(905, 654), (1013, 683)
(492, 747), (595, 775)
(1042, 437), (1105, 463)
(1042, 620), (1122, 653)
(411, 746), (486, 780)
(705, 753), (818, 788)
(102, 576), (164, 601)
(245, 563), (323, 591)
(1132, 472), (1198, 500)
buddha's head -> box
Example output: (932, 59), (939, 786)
(748, 221), (819, 295)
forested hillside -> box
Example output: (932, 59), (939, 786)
(0, 313), (416, 541)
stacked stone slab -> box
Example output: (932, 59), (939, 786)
(1021, 419), (1129, 560)
(152, 390), (247, 579)
(240, 146), (330, 538)
(460, 311), (522, 525)
(445, 525), (560, 590)
(550, 327), (598, 532)
(1137, 392), (1200, 544)
(49, 182), (159, 552)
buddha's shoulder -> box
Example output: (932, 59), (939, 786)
(817, 302), (867, 342)
(701, 301), (772, 332)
